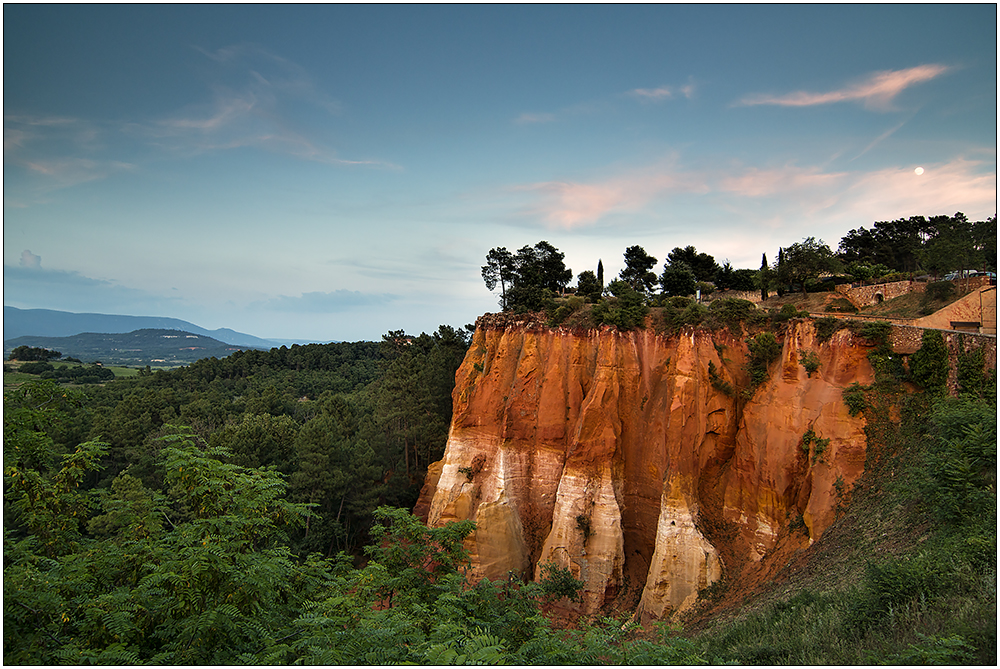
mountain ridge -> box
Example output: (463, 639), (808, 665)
(4, 328), (256, 367)
(2, 306), (328, 348)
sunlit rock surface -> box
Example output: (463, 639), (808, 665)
(417, 314), (873, 620)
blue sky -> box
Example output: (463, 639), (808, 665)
(4, 4), (996, 342)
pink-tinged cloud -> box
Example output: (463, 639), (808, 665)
(516, 167), (699, 228)
(841, 158), (997, 222)
(718, 165), (847, 198)
(512, 154), (994, 232)
(739, 64), (951, 110)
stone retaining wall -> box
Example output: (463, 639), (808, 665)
(836, 280), (925, 308)
(705, 290), (762, 304)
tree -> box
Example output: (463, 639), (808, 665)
(482, 247), (516, 310)
(486, 241), (572, 312)
(780, 237), (841, 294)
(666, 246), (719, 283)
(759, 253), (770, 301)
(920, 213), (987, 280)
(660, 263), (697, 298)
(576, 270), (603, 302)
(8, 346), (62, 362)
(592, 280), (648, 329)
(597, 259), (604, 289)
(837, 216), (933, 273)
(619, 245), (658, 295)
(970, 215), (997, 273)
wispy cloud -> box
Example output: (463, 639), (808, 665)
(20, 250), (41, 269)
(717, 165), (846, 198)
(259, 289), (399, 313)
(629, 82), (695, 102)
(135, 44), (394, 168)
(514, 112), (557, 125)
(738, 64), (951, 111)
(840, 158), (997, 222)
(851, 117), (913, 161)
(514, 162), (700, 229)
(4, 114), (136, 192)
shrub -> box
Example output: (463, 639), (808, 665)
(538, 562), (584, 603)
(798, 350), (821, 377)
(18, 361), (55, 375)
(772, 303), (806, 323)
(705, 298), (763, 335)
(842, 382), (867, 417)
(746, 332), (781, 390)
(918, 397), (997, 522)
(814, 316), (845, 342)
(708, 360), (735, 397)
(909, 330), (948, 392)
(924, 280), (956, 302)
(591, 281), (648, 330)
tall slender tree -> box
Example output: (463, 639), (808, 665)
(760, 253), (769, 301)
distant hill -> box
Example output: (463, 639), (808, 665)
(4, 329), (260, 367)
(3, 306), (282, 348)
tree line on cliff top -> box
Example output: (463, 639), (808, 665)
(482, 212), (997, 314)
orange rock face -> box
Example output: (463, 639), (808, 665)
(417, 314), (873, 620)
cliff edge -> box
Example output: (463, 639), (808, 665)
(416, 314), (874, 621)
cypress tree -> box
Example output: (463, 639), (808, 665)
(760, 253), (769, 301)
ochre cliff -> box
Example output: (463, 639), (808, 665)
(416, 314), (874, 621)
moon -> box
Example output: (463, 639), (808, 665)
(914, 167), (925, 175)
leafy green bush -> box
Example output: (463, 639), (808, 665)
(745, 332), (781, 390)
(814, 316), (846, 342)
(17, 361), (54, 374)
(798, 350), (821, 377)
(591, 281), (648, 330)
(918, 397), (997, 522)
(772, 303), (807, 323)
(705, 297), (764, 335)
(842, 382), (867, 416)
(909, 329), (949, 391)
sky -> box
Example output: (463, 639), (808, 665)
(4, 4), (996, 342)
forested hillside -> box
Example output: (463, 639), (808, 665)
(6, 325), (472, 561)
